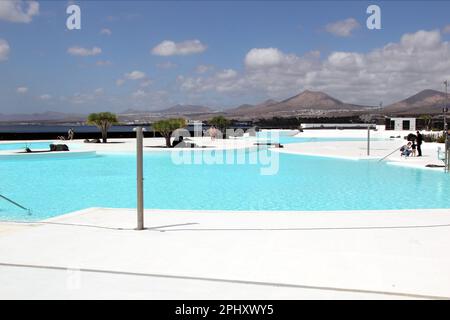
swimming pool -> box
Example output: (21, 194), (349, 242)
(0, 141), (54, 151)
(254, 133), (387, 145)
(1, 150), (449, 221)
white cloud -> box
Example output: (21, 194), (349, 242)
(178, 69), (247, 95)
(400, 29), (441, 49)
(326, 52), (364, 71)
(16, 86), (28, 94)
(39, 94), (51, 100)
(196, 64), (214, 74)
(116, 72), (150, 88)
(124, 70), (146, 80)
(177, 29), (450, 106)
(156, 61), (177, 69)
(0, 0), (39, 23)
(325, 18), (360, 37)
(151, 39), (207, 56)
(67, 46), (102, 57)
(0, 39), (10, 61)
(245, 48), (285, 68)
(216, 69), (238, 80)
(100, 28), (112, 36)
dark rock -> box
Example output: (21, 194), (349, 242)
(49, 144), (69, 152)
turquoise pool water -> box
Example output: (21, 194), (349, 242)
(0, 141), (55, 151)
(255, 134), (386, 145)
(1, 150), (449, 221)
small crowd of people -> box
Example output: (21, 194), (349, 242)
(400, 130), (423, 157)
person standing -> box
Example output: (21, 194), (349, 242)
(411, 140), (417, 157)
(68, 128), (75, 140)
(209, 126), (217, 141)
(416, 130), (423, 157)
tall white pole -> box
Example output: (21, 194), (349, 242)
(444, 81), (448, 172)
(136, 126), (144, 230)
(367, 124), (370, 156)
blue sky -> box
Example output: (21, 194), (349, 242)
(2, 0), (450, 114)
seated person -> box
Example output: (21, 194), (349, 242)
(400, 142), (412, 157)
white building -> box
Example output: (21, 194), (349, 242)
(387, 117), (416, 131)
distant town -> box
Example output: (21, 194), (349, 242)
(1, 89), (447, 128)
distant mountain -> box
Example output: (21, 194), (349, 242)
(0, 111), (85, 122)
(156, 104), (214, 114)
(3, 89), (448, 123)
(230, 99), (278, 114)
(120, 108), (148, 115)
(227, 90), (373, 117)
(383, 89), (448, 115)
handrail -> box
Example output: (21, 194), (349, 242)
(378, 145), (404, 162)
(0, 194), (32, 215)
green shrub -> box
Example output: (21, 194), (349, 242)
(423, 133), (446, 143)
(437, 134), (446, 143)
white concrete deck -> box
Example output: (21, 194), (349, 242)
(271, 127), (445, 170)
(1, 208), (450, 299)
(273, 140), (444, 169)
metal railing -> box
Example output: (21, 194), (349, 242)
(0, 194), (32, 215)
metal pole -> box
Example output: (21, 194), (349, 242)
(445, 81), (448, 172)
(136, 126), (144, 230)
(367, 124), (370, 156)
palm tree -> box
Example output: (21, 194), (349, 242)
(208, 116), (230, 138)
(152, 118), (187, 147)
(87, 112), (118, 143)
(419, 115), (432, 131)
